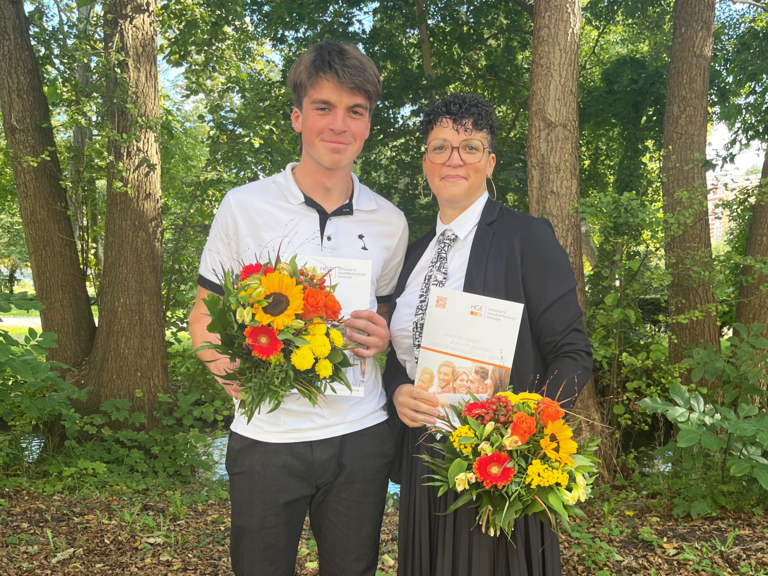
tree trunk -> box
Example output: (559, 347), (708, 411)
(526, 0), (614, 480)
(414, 0), (437, 102)
(68, 3), (96, 278)
(734, 147), (768, 334)
(72, 0), (168, 425)
(661, 0), (719, 380)
(0, 0), (96, 366)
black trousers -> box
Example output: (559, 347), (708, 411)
(226, 421), (394, 576)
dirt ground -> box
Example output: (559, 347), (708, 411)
(1, 487), (766, 576)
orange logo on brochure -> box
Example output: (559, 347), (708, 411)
(435, 296), (448, 309)
(470, 304), (484, 318)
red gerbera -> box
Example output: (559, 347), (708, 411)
(537, 397), (565, 425)
(462, 401), (489, 420)
(244, 325), (283, 360)
(473, 452), (516, 489)
(240, 263), (263, 281)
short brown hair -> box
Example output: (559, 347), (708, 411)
(287, 40), (381, 116)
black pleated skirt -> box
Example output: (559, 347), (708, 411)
(397, 427), (562, 576)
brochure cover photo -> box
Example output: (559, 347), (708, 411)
(414, 287), (524, 406)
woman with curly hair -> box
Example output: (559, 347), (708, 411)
(384, 93), (593, 576)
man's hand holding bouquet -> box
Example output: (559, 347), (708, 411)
(421, 391), (600, 537)
(197, 255), (355, 421)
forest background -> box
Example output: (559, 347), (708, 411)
(0, 0), (767, 574)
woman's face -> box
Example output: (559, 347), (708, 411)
(422, 120), (496, 213)
(453, 373), (470, 394)
(416, 375), (433, 392)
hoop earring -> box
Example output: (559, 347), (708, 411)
(488, 177), (497, 201)
(420, 176), (432, 200)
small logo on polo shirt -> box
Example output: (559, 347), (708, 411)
(358, 234), (368, 250)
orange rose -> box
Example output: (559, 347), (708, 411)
(302, 288), (327, 321)
(509, 412), (536, 444)
(323, 293), (342, 321)
(537, 397), (565, 425)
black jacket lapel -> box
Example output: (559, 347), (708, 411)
(462, 199), (501, 295)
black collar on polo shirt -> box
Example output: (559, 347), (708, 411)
(302, 192), (354, 239)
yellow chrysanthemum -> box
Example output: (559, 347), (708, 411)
(290, 346), (315, 371)
(315, 358), (333, 379)
(449, 425), (477, 454)
(308, 335), (331, 359)
(329, 328), (344, 348)
(525, 459), (569, 489)
(307, 320), (327, 336)
(253, 271), (304, 330)
(540, 419), (578, 466)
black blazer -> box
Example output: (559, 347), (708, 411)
(383, 198), (593, 419)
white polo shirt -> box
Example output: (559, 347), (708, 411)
(198, 163), (409, 443)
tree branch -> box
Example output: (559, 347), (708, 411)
(729, 0), (768, 12)
(580, 24), (607, 73)
(511, 0), (534, 18)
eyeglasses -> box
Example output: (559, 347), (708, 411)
(425, 138), (491, 164)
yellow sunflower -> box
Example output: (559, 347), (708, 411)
(540, 419), (578, 466)
(253, 271), (304, 330)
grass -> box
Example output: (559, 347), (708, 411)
(1, 305), (98, 319)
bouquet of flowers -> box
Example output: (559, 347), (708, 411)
(199, 255), (355, 421)
(421, 391), (600, 537)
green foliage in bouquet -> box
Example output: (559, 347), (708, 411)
(421, 392), (601, 537)
(197, 256), (355, 421)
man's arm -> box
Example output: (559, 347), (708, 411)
(189, 285), (242, 399)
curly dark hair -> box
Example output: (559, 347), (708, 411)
(418, 93), (498, 150)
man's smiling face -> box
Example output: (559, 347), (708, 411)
(291, 77), (371, 173)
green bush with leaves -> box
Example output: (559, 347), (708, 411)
(638, 323), (768, 517)
(0, 292), (82, 429)
(0, 292), (228, 490)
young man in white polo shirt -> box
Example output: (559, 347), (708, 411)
(189, 41), (408, 576)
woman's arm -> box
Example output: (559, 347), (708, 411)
(522, 218), (593, 410)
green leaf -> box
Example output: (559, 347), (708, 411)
(612, 404), (625, 415)
(545, 488), (568, 520)
(444, 491), (475, 515)
(699, 430), (722, 452)
(753, 467), (768, 491)
(730, 461), (751, 477)
(738, 404), (758, 418)
(669, 383), (690, 408)
(690, 366), (705, 383)
(637, 397), (674, 413)
(666, 406), (689, 422)
(689, 393), (704, 413)
(676, 424), (701, 448)
(689, 499), (709, 519)
(447, 458), (468, 487)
